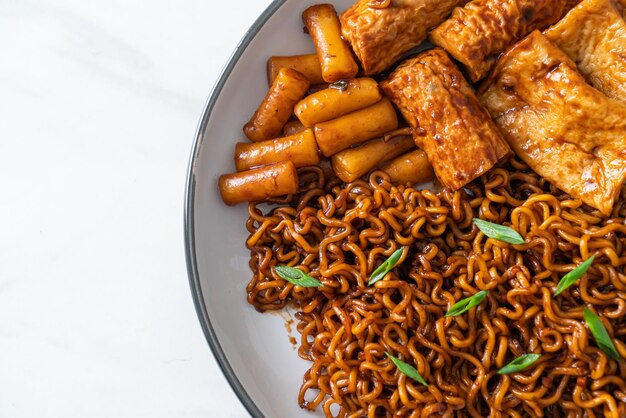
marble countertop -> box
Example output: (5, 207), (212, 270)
(0, 1), (273, 416)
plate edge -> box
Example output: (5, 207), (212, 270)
(184, 1), (287, 417)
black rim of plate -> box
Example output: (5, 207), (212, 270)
(184, 1), (287, 417)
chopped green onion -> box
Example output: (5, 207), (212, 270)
(274, 265), (322, 288)
(385, 352), (428, 386)
(554, 256), (595, 297)
(584, 308), (621, 361)
(445, 290), (488, 317)
(472, 218), (524, 245)
(497, 354), (541, 375)
(368, 248), (404, 286)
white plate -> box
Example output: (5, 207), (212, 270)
(185, 1), (355, 416)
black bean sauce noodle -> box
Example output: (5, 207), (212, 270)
(244, 158), (626, 418)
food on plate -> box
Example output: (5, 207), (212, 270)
(218, 161), (298, 206)
(430, 0), (579, 81)
(244, 68), (310, 142)
(281, 119), (308, 136)
(340, 0), (466, 75)
(380, 148), (434, 185)
(544, 0), (626, 102)
(245, 161), (626, 417)
(266, 54), (324, 85)
(212, 1), (626, 416)
(313, 97), (398, 157)
(234, 129), (319, 171)
(381, 48), (511, 191)
(294, 78), (382, 127)
(480, 30), (626, 215)
(330, 134), (415, 182)
(303, 4), (359, 82)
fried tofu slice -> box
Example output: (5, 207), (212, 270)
(544, 0), (626, 103)
(340, 0), (466, 75)
(381, 49), (511, 191)
(479, 31), (626, 215)
(430, 0), (578, 82)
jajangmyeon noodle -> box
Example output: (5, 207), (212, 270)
(244, 158), (626, 417)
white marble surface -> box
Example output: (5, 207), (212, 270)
(0, 1), (274, 416)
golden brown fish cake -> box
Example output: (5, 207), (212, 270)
(381, 48), (511, 191)
(340, 0), (466, 75)
(479, 31), (626, 215)
(544, 0), (626, 103)
(430, 0), (578, 82)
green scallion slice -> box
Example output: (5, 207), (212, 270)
(497, 354), (541, 375)
(473, 218), (524, 245)
(274, 265), (322, 288)
(445, 290), (488, 317)
(368, 248), (404, 286)
(584, 308), (621, 361)
(385, 352), (428, 386)
(554, 256), (595, 297)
